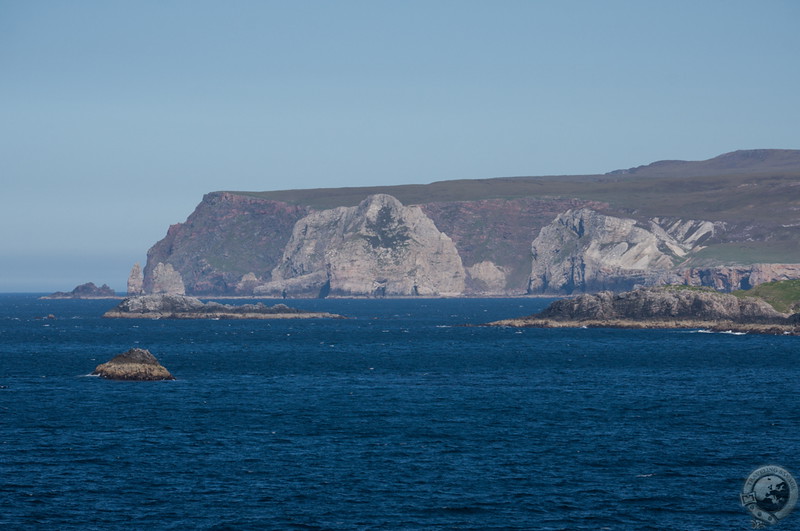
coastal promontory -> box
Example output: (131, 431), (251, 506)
(489, 287), (799, 335)
(102, 294), (344, 319)
(92, 348), (175, 381)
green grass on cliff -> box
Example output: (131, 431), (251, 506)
(227, 170), (800, 226)
(733, 280), (800, 313)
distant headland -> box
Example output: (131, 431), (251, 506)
(125, 149), (800, 298)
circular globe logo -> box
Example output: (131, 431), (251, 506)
(741, 466), (797, 527)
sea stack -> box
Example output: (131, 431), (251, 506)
(127, 263), (144, 295)
(92, 348), (175, 381)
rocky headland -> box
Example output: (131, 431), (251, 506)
(92, 348), (175, 381)
(43, 282), (118, 299)
(489, 287), (800, 335)
(135, 149), (800, 297)
(102, 294), (345, 319)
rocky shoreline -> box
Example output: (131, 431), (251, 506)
(488, 287), (799, 335)
(489, 317), (798, 335)
(102, 294), (345, 320)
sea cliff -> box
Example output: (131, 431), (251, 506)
(138, 150), (800, 297)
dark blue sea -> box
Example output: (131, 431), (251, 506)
(1, 294), (798, 530)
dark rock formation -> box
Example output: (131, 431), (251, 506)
(535, 288), (787, 323)
(144, 192), (308, 295)
(43, 282), (117, 299)
(92, 348), (175, 381)
(103, 294), (344, 319)
(488, 287), (798, 335)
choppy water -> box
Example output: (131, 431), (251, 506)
(0, 295), (798, 530)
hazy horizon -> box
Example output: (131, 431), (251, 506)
(2, 1), (799, 292)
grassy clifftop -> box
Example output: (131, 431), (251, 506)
(226, 150), (800, 227)
(733, 280), (800, 313)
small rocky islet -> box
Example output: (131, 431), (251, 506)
(42, 282), (118, 299)
(102, 293), (345, 319)
(488, 287), (800, 335)
(92, 348), (175, 381)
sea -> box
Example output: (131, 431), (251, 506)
(0, 294), (798, 530)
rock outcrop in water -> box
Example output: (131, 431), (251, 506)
(490, 287), (798, 335)
(92, 348), (175, 381)
(103, 294), (344, 319)
(535, 288), (786, 323)
(43, 282), (117, 299)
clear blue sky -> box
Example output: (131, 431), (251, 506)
(1, 0), (798, 292)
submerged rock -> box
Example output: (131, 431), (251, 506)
(92, 348), (175, 381)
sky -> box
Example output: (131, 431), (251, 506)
(1, 0), (799, 292)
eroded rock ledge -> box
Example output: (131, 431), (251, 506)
(103, 294), (344, 319)
(92, 348), (175, 381)
(489, 288), (799, 335)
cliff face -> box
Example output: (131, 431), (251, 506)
(144, 192), (308, 295)
(140, 150), (800, 297)
(420, 197), (602, 293)
(127, 263), (144, 295)
(527, 208), (725, 294)
(526, 208), (800, 294)
(255, 194), (465, 297)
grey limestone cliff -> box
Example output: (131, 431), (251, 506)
(127, 263), (144, 295)
(139, 150), (800, 297)
(254, 194), (465, 297)
(146, 263), (186, 295)
(527, 208), (724, 294)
